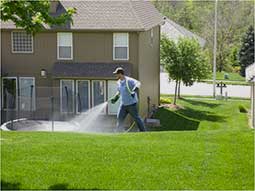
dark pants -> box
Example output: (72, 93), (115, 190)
(117, 103), (146, 132)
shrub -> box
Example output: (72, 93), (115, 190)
(233, 66), (241, 73)
(239, 105), (248, 113)
(160, 97), (172, 104)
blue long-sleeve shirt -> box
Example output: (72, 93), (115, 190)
(117, 76), (141, 106)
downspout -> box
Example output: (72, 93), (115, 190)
(158, 25), (161, 106)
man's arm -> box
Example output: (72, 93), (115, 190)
(132, 80), (141, 92)
(110, 91), (120, 104)
(129, 78), (141, 97)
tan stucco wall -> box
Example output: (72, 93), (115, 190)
(1, 28), (160, 122)
(1, 30), (138, 81)
(138, 25), (160, 117)
(1, 30), (139, 121)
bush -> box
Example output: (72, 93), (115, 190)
(233, 66), (241, 73)
(160, 97), (172, 104)
(239, 105), (248, 113)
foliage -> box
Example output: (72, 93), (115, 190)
(239, 26), (255, 76)
(161, 35), (210, 103)
(0, 0), (76, 34)
(160, 97), (172, 104)
(154, 0), (254, 72)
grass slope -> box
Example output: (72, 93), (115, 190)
(207, 71), (245, 81)
(156, 97), (250, 131)
(1, 98), (254, 190)
(201, 71), (248, 86)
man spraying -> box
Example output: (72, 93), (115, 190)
(111, 67), (146, 132)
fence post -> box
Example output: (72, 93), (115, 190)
(51, 96), (54, 132)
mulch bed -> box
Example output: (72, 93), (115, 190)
(160, 104), (184, 110)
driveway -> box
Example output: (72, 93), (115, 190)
(160, 73), (250, 98)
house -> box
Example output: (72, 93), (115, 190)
(246, 63), (255, 128)
(0, 0), (163, 124)
(160, 16), (206, 72)
(161, 16), (206, 47)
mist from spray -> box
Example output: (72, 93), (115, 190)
(69, 101), (110, 132)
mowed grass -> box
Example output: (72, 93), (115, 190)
(208, 71), (245, 81)
(155, 97), (251, 131)
(201, 71), (248, 85)
(1, 98), (254, 190)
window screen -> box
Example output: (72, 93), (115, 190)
(19, 78), (36, 111)
(58, 33), (73, 59)
(107, 80), (120, 115)
(113, 33), (129, 60)
(12, 32), (33, 53)
(77, 81), (90, 113)
(92, 81), (105, 108)
(2, 78), (17, 109)
(61, 80), (74, 113)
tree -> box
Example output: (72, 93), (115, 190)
(0, 0), (76, 34)
(161, 35), (210, 104)
(154, 0), (254, 73)
(239, 26), (254, 77)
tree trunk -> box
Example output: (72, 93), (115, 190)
(174, 80), (178, 105)
(177, 80), (181, 98)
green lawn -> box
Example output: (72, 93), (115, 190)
(155, 97), (251, 131)
(1, 98), (254, 190)
(201, 71), (248, 86)
(208, 71), (245, 81)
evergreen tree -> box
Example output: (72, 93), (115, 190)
(239, 26), (254, 76)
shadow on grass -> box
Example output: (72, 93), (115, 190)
(48, 183), (104, 190)
(176, 106), (226, 122)
(152, 107), (200, 131)
(180, 98), (221, 108)
(48, 183), (69, 190)
(1, 180), (21, 190)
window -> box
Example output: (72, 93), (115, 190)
(76, 80), (90, 113)
(2, 77), (17, 110)
(113, 33), (129, 60)
(107, 80), (120, 115)
(19, 77), (36, 111)
(92, 80), (106, 111)
(57, 33), (73, 60)
(12, 31), (33, 53)
(60, 80), (74, 113)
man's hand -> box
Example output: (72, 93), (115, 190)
(111, 94), (120, 104)
(131, 87), (138, 98)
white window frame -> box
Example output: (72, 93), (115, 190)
(113, 33), (129, 61)
(57, 32), (73, 60)
(11, 31), (34, 54)
(2, 77), (18, 111)
(60, 79), (75, 113)
(92, 80), (106, 114)
(19, 77), (36, 111)
(76, 80), (90, 114)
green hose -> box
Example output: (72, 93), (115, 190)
(125, 121), (136, 132)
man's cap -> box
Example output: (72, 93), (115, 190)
(113, 67), (125, 74)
